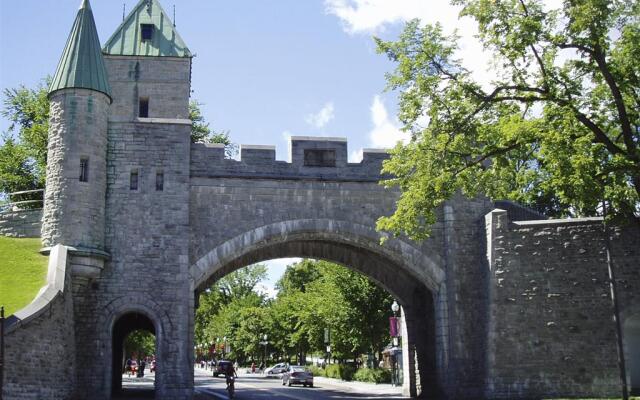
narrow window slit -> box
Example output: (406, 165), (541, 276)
(79, 158), (89, 182)
(156, 171), (164, 191)
(139, 97), (149, 118)
(130, 170), (139, 190)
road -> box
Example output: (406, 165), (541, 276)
(116, 367), (405, 399)
(194, 367), (406, 400)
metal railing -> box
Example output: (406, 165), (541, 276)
(0, 189), (44, 213)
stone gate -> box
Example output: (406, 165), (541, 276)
(2, 0), (639, 399)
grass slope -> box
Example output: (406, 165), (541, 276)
(0, 236), (47, 316)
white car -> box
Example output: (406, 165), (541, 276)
(265, 362), (287, 375)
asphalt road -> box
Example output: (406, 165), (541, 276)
(194, 368), (406, 400)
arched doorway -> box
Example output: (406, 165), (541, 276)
(625, 314), (640, 395)
(111, 312), (157, 398)
(190, 220), (445, 397)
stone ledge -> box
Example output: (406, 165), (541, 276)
(4, 244), (68, 333)
(513, 216), (602, 227)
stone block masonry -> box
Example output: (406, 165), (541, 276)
(485, 210), (640, 398)
(0, 209), (42, 238)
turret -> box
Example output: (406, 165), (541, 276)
(41, 0), (111, 278)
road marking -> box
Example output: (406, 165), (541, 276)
(196, 379), (313, 400)
(194, 387), (228, 399)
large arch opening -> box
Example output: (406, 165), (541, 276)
(111, 312), (157, 398)
(625, 313), (640, 395)
(190, 221), (445, 397)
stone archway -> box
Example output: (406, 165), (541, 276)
(189, 219), (446, 397)
(97, 297), (173, 399)
(111, 312), (156, 395)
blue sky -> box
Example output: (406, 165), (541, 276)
(0, 0), (495, 294)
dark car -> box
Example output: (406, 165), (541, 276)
(281, 365), (313, 387)
(213, 360), (232, 377)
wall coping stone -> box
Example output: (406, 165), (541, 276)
(513, 216), (602, 227)
(107, 117), (192, 125)
(291, 135), (347, 142)
(240, 144), (276, 150)
(3, 244), (68, 333)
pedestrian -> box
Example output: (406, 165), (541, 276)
(251, 361), (256, 373)
(125, 358), (132, 376)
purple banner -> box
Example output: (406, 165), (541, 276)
(389, 316), (398, 337)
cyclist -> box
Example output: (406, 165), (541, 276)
(225, 361), (237, 398)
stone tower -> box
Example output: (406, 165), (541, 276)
(41, 0), (112, 279)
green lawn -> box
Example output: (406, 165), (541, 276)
(0, 236), (48, 316)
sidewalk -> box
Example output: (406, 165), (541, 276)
(313, 376), (404, 396)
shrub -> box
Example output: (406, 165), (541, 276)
(309, 366), (325, 377)
(325, 364), (356, 381)
(353, 367), (392, 384)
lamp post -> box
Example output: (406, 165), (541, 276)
(260, 334), (268, 367)
(390, 300), (400, 387)
(324, 328), (331, 367)
(223, 336), (227, 360)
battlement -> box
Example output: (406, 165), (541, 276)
(191, 136), (390, 181)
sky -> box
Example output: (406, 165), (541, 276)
(0, 0), (496, 295)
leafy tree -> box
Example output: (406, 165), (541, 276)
(276, 259), (322, 293)
(274, 260), (393, 364)
(0, 138), (40, 195)
(0, 81), (50, 195)
(195, 264), (268, 361)
(189, 100), (238, 157)
(375, 0), (640, 240)
(124, 329), (155, 359)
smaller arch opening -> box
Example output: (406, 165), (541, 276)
(111, 312), (157, 398)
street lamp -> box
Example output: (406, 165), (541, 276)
(262, 334), (268, 367)
(390, 300), (400, 387)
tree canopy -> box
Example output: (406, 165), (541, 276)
(0, 82), (50, 196)
(189, 100), (238, 158)
(375, 0), (640, 240)
(194, 260), (394, 366)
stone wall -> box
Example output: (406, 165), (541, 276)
(484, 210), (640, 398)
(2, 246), (76, 400)
(104, 55), (191, 121)
(0, 209), (42, 238)
(68, 119), (193, 399)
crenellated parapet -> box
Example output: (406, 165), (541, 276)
(190, 136), (390, 181)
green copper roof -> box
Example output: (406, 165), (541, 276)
(103, 0), (191, 57)
(49, 0), (112, 100)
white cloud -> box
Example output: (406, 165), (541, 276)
(325, 0), (447, 34)
(368, 95), (409, 148)
(255, 283), (279, 299)
(349, 149), (363, 163)
(324, 0), (493, 87)
(305, 102), (335, 128)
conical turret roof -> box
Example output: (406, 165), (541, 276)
(49, 0), (112, 101)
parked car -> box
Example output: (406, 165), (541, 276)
(214, 360), (232, 377)
(281, 365), (313, 387)
(265, 362), (287, 375)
